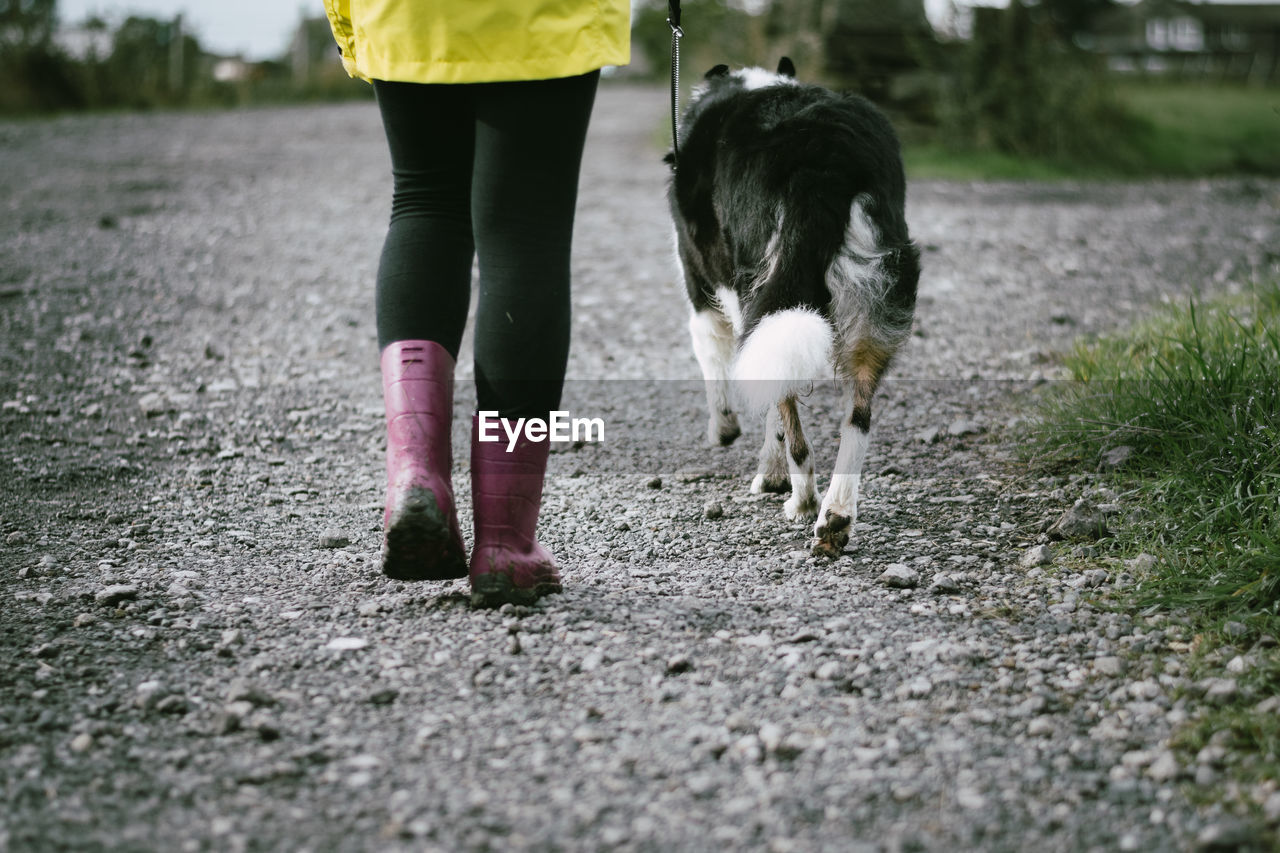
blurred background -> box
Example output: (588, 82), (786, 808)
(2, 0), (1277, 176)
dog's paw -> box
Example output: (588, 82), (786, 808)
(709, 412), (741, 446)
(750, 472), (791, 494)
(784, 492), (818, 522)
(811, 511), (851, 559)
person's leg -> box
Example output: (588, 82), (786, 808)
(372, 80), (477, 581)
(373, 80), (476, 355)
(466, 71), (600, 606)
(470, 70), (600, 418)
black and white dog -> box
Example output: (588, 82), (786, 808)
(666, 58), (920, 558)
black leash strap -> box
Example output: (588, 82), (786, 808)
(667, 0), (683, 168)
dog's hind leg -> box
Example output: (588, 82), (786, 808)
(688, 307), (742, 446)
(751, 405), (790, 494)
(813, 340), (893, 558)
(778, 395), (818, 521)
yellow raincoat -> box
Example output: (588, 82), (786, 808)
(324, 0), (631, 84)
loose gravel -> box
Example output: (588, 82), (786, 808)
(2, 86), (1278, 851)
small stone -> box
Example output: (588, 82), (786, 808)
(645, 476), (662, 490)
(1027, 717), (1055, 737)
(95, 584), (138, 606)
(665, 655), (694, 675)
(703, 501), (724, 520)
(73, 613), (98, 627)
(1046, 499), (1108, 541)
(757, 723), (784, 753)
(1125, 553), (1158, 573)
(1020, 545), (1053, 568)
(1263, 791), (1280, 823)
(6, 531), (28, 546)
(218, 700), (255, 734)
(319, 532), (350, 549)
(134, 680), (167, 710)
(928, 575), (961, 594)
(1128, 680), (1161, 700)
(69, 733), (93, 753)
(138, 392), (172, 417)
(879, 564), (919, 589)
(368, 688), (399, 706)
(1196, 745), (1228, 767)
(947, 419), (983, 438)
(325, 637), (368, 652)
(1203, 678), (1239, 705)
(155, 694), (189, 715)
(252, 715), (282, 742)
(1094, 656), (1126, 677)
(897, 677), (932, 698)
(357, 600), (386, 617)
(1222, 621), (1248, 639)
(814, 661), (844, 681)
(915, 426), (941, 445)
(1100, 445), (1134, 470)
(1146, 751), (1180, 782)
(1195, 819), (1265, 852)
(676, 467), (716, 483)
(226, 681), (276, 707)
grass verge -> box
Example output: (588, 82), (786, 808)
(1026, 282), (1280, 629)
(905, 81), (1280, 180)
(1024, 281), (1280, 815)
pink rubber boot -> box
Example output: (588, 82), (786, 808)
(469, 414), (562, 607)
(380, 340), (467, 581)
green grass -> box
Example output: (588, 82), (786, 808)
(903, 143), (1080, 181)
(905, 80), (1280, 180)
(1026, 282), (1280, 814)
(1025, 282), (1280, 633)
(1118, 81), (1280, 176)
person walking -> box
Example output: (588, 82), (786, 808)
(322, 1), (631, 606)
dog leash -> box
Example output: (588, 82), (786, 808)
(667, 0), (683, 169)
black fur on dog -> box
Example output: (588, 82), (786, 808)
(667, 58), (920, 558)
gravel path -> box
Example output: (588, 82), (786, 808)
(2, 86), (1278, 852)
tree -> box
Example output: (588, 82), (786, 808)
(1039, 0), (1118, 44)
(0, 0), (58, 52)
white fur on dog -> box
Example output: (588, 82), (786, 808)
(714, 287), (744, 337)
(689, 307), (738, 442)
(748, 210), (785, 296)
(815, 421), (870, 535)
(733, 67), (801, 91)
(732, 308), (832, 411)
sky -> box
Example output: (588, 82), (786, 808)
(58, 0), (307, 60)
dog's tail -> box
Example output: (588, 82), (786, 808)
(732, 308), (833, 412)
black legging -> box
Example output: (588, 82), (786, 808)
(373, 72), (600, 419)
